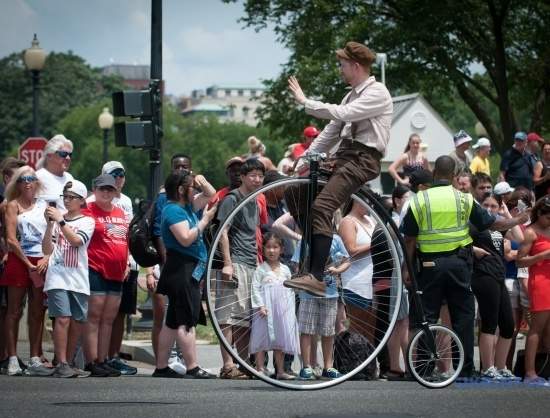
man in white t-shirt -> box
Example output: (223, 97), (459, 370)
(87, 161), (138, 375)
(36, 134), (74, 210)
(43, 179), (95, 378)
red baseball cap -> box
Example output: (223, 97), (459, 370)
(527, 132), (545, 143)
(303, 126), (320, 138)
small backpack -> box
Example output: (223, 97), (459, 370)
(128, 199), (162, 267)
(333, 330), (378, 380)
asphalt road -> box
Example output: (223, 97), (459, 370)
(2, 375), (550, 418)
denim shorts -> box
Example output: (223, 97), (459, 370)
(89, 269), (123, 296)
(342, 288), (372, 310)
(47, 289), (88, 322)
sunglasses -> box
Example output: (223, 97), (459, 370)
(61, 194), (81, 201)
(55, 150), (73, 158)
(98, 186), (116, 192)
(110, 170), (125, 178)
(17, 175), (38, 183)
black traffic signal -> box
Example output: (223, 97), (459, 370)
(112, 80), (161, 149)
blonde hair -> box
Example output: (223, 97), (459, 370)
(247, 136), (265, 155)
(36, 134), (74, 170)
(4, 165), (42, 201)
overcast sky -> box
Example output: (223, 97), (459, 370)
(1, 0), (289, 96)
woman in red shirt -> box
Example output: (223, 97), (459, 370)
(82, 174), (129, 377)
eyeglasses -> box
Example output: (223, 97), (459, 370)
(55, 151), (73, 159)
(110, 170), (125, 178)
(245, 173), (265, 180)
(61, 194), (81, 201)
(17, 175), (38, 183)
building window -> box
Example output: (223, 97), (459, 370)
(242, 106), (250, 119)
(251, 90), (256, 97)
(227, 104), (236, 118)
(225, 89), (231, 97)
(238, 90), (244, 97)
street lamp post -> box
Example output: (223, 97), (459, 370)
(98, 107), (114, 163)
(23, 34), (47, 137)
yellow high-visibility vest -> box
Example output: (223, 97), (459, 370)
(409, 185), (473, 253)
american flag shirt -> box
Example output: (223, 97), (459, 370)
(43, 216), (95, 295)
(83, 203), (129, 281)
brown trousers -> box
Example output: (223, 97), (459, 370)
(286, 140), (382, 237)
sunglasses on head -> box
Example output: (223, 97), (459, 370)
(55, 150), (72, 159)
(17, 175), (38, 183)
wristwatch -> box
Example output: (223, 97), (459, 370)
(58, 219), (66, 227)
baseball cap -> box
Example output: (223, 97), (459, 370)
(514, 131), (527, 141)
(453, 130), (472, 147)
(493, 182), (514, 196)
(64, 179), (87, 199)
(102, 161), (124, 175)
(225, 156), (244, 170)
(93, 174), (117, 189)
(303, 126), (320, 138)
(472, 137), (491, 149)
(527, 132), (544, 143)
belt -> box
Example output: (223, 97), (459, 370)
(339, 139), (382, 159)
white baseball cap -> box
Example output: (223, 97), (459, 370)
(494, 181), (514, 195)
(64, 179), (88, 198)
(472, 137), (491, 149)
(102, 161), (125, 175)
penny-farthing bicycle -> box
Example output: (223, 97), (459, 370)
(206, 153), (464, 389)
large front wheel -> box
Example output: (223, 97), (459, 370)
(206, 177), (405, 390)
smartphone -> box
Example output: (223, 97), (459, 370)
(48, 201), (57, 208)
(207, 197), (219, 210)
(517, 200), (527, 213)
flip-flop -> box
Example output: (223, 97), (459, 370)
(523, 376), (550, 387)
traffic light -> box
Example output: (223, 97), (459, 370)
(112, 80), (161, 149)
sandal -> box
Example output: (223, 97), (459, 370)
(276, 372), (296, 380)
(219, 365), (249, 380)
(523, 376), (550, 387)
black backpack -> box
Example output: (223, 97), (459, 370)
(333, 330), (378, 380)
(128, 199), (162, 267)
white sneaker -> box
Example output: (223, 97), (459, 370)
(480, 366), (502, 382)
(168, 355), (187, 375)
(497, 368), (521, 382)
(7, 357), (22, 376)
(26, 357), (55, 377)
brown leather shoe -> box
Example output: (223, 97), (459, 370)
(283, 273), (326, 297)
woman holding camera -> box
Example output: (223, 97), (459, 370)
(0, 166), (51, 376)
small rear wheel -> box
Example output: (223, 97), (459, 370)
(406, 324), (464, 388)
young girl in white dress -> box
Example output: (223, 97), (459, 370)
(250, 233), (300, 380)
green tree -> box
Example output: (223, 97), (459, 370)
(228, 0), (549, 153)
(0, 51), (124, 156)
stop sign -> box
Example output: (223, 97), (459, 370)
(18, 137), (48, 169)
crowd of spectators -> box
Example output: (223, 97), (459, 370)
(0, 126), (549, 387)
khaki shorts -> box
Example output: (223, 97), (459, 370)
(505, 278), (529, 310)
(214, 263), (254, 328)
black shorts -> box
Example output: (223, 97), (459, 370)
(156, 250), (206, 330)
(119, 270), (138, 315)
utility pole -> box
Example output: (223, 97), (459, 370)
(149, 0), (163, 201)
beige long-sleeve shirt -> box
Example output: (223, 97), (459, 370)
(305, 76), (393, 156)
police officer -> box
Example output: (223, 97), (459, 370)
(401, 156), (529, 379)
